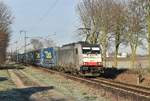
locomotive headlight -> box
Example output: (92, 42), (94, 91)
(97, 62), (101, 65)
(83, 62), (87, 65)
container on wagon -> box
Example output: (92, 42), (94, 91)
(40, 47), (57, 68)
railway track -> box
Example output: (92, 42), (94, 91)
(91, 78), (150, 97)
(95, 77), (150, 92)
(32, 66), (150, 101)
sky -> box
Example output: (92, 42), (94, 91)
(3, 0), (80, 52)
(1, 0), (147, 55)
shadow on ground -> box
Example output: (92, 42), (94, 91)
(0, 86), (54, 101)
(0, 64), (24, 70)
(0, 77), (8, 81)
(100, 68), (128, 79)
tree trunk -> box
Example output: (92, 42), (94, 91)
(148, 42), (150, 70)
(114, 44), (119, 68)
(147, 16), (150, 70)
(103, 46), (107, 67)
(114, 31), (120, 68)
(131, 46), (136, 68)
(102, 29), (107, 68)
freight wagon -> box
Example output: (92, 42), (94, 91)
(26, 51), (34, 64)
(34, 49), (41, 66)
(40, 48), (57, 68)
(20, 48), (57, 67)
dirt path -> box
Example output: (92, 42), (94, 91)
(8, 70), (25, 88)
(8, 69), (75, 101)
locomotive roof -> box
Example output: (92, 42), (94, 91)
(62, 41), (99, 47)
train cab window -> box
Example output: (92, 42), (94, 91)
(82, 47), (91, 54)
(75, 48), (78, 54)
(91, 47), (100, 54)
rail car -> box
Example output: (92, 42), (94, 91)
(16, 41), (103, 76)
(26, 51), (35, 64)
(40, 48), (57, 67)
(34, 49), (42, 66)
(57, 42), (103, 76)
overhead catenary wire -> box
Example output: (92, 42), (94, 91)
(28, 0), (59, 32)
(39, 0), (59, 22)
(17, 0), (59, 52)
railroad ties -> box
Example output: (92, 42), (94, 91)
(32, 66), (150, 101)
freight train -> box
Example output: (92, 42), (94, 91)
(15, 41), (103, 76)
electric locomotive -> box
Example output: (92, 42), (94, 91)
(57, 41), (103, 76)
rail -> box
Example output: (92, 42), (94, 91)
(32, 66), (150, 101)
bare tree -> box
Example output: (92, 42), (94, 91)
(126, 0), (144, 68)
(30, 39), (43, 50)
(0, 2), (13, 63)
(96, 0), (114, 67)
(77, 0), (114, 67)
(77, 0), (100, 44)
(111, 1), (127, 67)
(43, 38), (56, 47)
(77, 0), (146, 69)
(30, 38), (56, 50)
(139, 0), (150, 69)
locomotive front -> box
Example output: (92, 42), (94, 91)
(80, 45), (103, 75)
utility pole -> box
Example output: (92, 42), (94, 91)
(9, 41), (18, 62)
(10, 45), (13, 61)
(20, 30), (27, 65)
(15, 41), (18, 63)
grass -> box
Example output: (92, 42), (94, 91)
(0, 70), (15, 90)
(23, 67), (111, 101)
(0, 67), (52, 101)
(0, 70), (27, 101)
